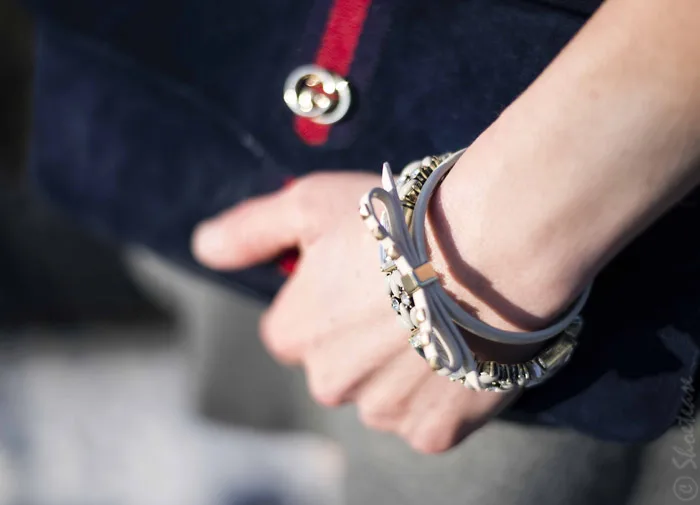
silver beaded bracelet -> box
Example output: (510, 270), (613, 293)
(358, 150), (592, 392)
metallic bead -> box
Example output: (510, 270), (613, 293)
(517, 365), (525, 383)
(400, 272), (419, 294)
(502, 364), (512, 384)
(399, 304), (413, 328)
(537, 335), (577, 371)
(409, 305), (419, 326)
(400, 263), (438, 295)
(510, 365), (520, 383)
(427, 356), (441, 371)
(499, 381), (515, 391)
(480, 361), (499, 382)
(417, 332), (431, 347)
(398, 182), (416, 202)
(517, 364), (529, 386)
(527, 361), (545, 381)
(380, 260), (395, 273)
(386, 244), (401, 260)
(371, 226), (386, 240)
(397, 314), (413, 330)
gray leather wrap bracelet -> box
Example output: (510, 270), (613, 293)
(359, 149), (592, 392)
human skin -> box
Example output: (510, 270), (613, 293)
(192, 0), (700, 453)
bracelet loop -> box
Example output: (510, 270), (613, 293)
(359, 149), (592, 391)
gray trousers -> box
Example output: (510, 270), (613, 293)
(127, 248), (698, 505)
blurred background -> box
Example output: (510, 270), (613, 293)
(0, 3), (342, 504)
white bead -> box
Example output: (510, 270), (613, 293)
(390, 270), (403, 297)
(418, 332), (431, 347)
(409, 306), (420, 326)
(399, 304), (413, 328)
(385, 275), (393, 295)
(464, 371), (481, 390)
(479, 372), (496, 385)
(397, 314), (413, 330)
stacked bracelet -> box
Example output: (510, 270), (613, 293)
(359, 150), (592, 392)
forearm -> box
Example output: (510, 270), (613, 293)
(430, 0), (700, 334)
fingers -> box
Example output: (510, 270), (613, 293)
(302, 316), (405, 407)
(397, 378), (476, 454)
(355, 349), (430, 431)
(192, 187), (303, 270)
(398, 379), (518, 454)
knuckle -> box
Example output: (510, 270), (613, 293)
(308, 380), (345, 408)
(288, 173), (333, 217)
(358, 403), (398, 432)
(408, 432), (452, 455)
(288, 174), (320, 205)
(307, 368), (348, 408)
(258, 313), (294, 363)
(284, 178), (319, 235)
(404, 422), (459, 455)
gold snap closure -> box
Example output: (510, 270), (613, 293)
(283, 64), (351, 125)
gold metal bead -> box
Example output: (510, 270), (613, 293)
(518, 363), (530, 381)
(371, 226), (387, 240)
(483, 361), (499, 381)
(536, 335), (577, 371)
(386, 245), (401, 260)
(418, 332), (431, 347)
(428, 356), (441, 371)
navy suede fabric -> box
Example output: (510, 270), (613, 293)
(25, 0), (700, 442)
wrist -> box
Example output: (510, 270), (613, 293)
(424, 130), (591, 338)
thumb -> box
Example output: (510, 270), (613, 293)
(192, 189), (302, 270)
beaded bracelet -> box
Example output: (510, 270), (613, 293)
(358, 150), (591, 392)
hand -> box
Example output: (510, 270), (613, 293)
(191, 172), (517, 453)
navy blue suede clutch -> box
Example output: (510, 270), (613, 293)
(25, 0), (700, 442)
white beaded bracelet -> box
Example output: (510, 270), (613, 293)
(358, 150), (591, 391)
